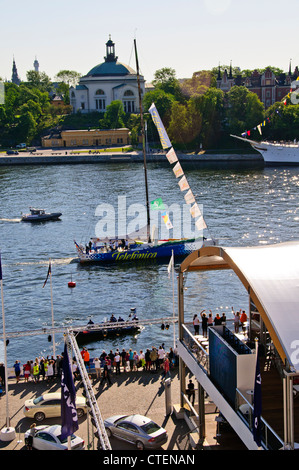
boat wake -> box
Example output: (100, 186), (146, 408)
(9, 257), (76, 267)
(0, 217), (22, 223)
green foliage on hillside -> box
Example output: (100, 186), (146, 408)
(1, 65), (297, 150)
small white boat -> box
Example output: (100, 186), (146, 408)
(21, 207), (62, 222)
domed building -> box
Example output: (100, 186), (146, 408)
(70, 36), (145, 114)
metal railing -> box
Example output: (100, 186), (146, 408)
(236, 388), (284, 450)
(181, 323), (209, 373)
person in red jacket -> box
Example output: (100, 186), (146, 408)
(240, 310), (247, 332)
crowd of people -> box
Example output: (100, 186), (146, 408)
(1, 343), (178, 390)
(192, 308), (248, 337)
(77, 344), (178, 386)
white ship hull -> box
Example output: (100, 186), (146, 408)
(231, 135), (299, 165)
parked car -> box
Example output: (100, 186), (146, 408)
(24, 424), (85, 450)
(6, 150), (19, 155)
(23, 392), (87, 422)
(16, 143), (26, 148)
(104, 414), (168, 450)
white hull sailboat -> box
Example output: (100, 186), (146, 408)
(74, 40), (216, 265)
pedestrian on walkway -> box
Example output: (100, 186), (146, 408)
(94, 357), (101, 379)
(100, 359), (112, 386)
(114, 350), (121, 375)
(13, 360), (21, 383)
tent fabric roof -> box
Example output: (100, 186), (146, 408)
(180, 241), (299, 371)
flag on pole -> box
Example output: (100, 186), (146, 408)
(150, 198), (165, 211)
(162, 211), (173, 230)
(253, 348), (262, 447)
(61, 342), (78, 440)
(165, 147), (178, 164)
(184, 189), (196, 205)
(178, 175), (190, 192)
(42, 260), (51, 288)
(172, 161), (184, 178)
(149, 103), (172, 150)
(167, 251), (174, 277)
(195, 216), (207, 231)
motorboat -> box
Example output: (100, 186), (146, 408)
(21, 207), (62, 222)
(74, 311), (141, 344)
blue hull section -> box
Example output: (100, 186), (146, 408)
(75, 239), (203, 264)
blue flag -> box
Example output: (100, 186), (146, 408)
(149, 103), (172, 150)
(253, 349), (262, 447)
(61, 342), (78, 440)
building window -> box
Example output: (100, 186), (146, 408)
(96, 99), (106, 110)
(124, 101), (135, 113)
(82, 139), (89, 145)
(117, 138), (123, 144)
(81, 102), (85, 109)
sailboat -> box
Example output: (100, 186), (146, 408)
(74, 40), (216, 265)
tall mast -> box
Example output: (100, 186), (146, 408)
(134, 39), (151, 242)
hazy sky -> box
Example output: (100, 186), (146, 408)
(1, 0), (298, 84)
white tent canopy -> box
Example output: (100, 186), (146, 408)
(180, 241), (299, 372)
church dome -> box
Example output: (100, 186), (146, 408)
(84, 36), (136, 77)
(86, 61), (136, 77)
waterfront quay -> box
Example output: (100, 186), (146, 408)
(0, 148), (263, 166)
(0, 365), (246, 451)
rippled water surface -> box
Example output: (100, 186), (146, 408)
(0, 162), (298, 364)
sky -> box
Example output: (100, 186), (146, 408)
(1, 0), (298, 84)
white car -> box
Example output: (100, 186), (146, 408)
(24, 424), (85, 450)
(23, 392), (87, 422)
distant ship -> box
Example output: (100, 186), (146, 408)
(231, 134), (299, 165)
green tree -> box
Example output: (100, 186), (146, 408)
(227, 86), (264, 135)
(167, 101), (202, 148)
(152, 67), (184, 102)
(26, 70), (52, 93)
(99, 100), (125, 129)
(191, 87), (224, 147)
(55, 70), (81, 105)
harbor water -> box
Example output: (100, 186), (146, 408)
(0, 161), (298, 365)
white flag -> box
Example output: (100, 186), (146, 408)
(167, 251), (174, 276)
(195, 216), (207, 231)
(184, 190), (196, 205)
(178, 175), (190, 192)
(166, 147), (178, 164)
(173, 161), (184, 178)
(190, 203), (201, 219)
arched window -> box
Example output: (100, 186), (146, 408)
(95, 89), (105, 95)
(124, 90), (134, 96)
